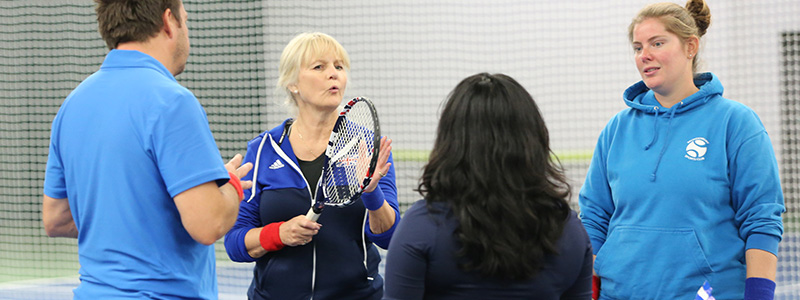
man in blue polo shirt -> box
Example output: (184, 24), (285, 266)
(41, 1), (252, 298)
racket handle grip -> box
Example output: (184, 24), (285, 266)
(305, 207), (320, 222)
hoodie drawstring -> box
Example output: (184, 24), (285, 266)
(646, 103), (682, 182)
(644, 107), (660, 150)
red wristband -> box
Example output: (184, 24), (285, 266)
(228, 171), (244, 200)
(259, 221), (285, 252)
(592, 275), (601, 300)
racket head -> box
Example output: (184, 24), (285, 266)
(316, 97), (381, 209)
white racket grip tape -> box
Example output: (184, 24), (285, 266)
(306, 207), (321, 222)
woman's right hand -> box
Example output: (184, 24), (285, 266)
(280, 215), (321, 246)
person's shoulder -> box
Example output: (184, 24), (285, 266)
(708, 95), (752, 111)
(246, 130), (271, 149)
(558, 210), (592, 254)
(397, 200), (447, 242)
(246, 119), (291, 149)
(158, 80), (195, 102)
(405, 199), (429, 216)
(696, 73), (758, 117)
(705, 97), (767, 134)
(565, 209), (582, 226)
(133, 76), (198, 112)
(404, 200), (440, 219)
(593, 108), (636, 143)
(608, 108), (637, 126)
(713, 96), (759, 117)
(597, 105), (638, 130)
(565, 210), (590, 239)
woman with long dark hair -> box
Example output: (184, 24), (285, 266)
(383, 73), (592, 300)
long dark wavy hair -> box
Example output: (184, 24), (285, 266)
(417, 73), (571, 280)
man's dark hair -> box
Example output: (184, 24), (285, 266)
(94, 0), (183, 49)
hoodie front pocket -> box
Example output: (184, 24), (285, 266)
(594, 226), (713, 299)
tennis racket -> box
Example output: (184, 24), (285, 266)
(305, 97), (381, 222)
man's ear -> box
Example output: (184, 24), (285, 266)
(162, 8), (175, 38)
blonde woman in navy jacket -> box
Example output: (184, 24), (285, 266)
(224, 32), (399, 300)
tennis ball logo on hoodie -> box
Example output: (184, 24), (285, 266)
(685, 137), (709, 161)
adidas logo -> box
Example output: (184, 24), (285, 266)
(268, 159), (285, 170)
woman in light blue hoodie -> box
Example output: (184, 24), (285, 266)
(579, 1), (785, 299)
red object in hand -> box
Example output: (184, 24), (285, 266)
(592, 275), (600, 300)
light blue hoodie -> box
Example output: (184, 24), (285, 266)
(579, 73), (785, 300)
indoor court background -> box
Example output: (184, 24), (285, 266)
(1, 0), (798, 298)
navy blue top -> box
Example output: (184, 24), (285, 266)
(384, 200), (593, 300)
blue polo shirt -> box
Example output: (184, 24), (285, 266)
(44, 50), (228, 299)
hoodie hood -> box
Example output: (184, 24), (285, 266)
(623, 72), (723, 114)
(621, 72), (723, 181)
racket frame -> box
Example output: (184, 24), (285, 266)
(306, 97), (381, 222)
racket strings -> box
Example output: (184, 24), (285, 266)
(324, 103), (376, 206)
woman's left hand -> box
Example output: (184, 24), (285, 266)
(364, 136), (392, 193)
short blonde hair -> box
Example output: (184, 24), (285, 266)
(277, 32), (351, 110)
(628, 0), (711, 74)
